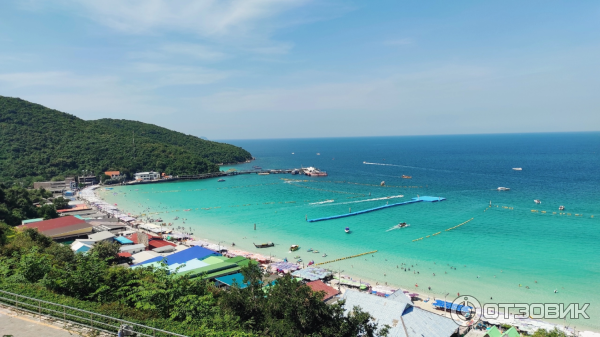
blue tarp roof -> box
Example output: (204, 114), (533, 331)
(432, 300), (472, 312)
(133, 246), (220, 266)
(215, 273), (248, 289)
(115, 236), (134, 244)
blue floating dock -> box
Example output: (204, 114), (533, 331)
(306, 196), (445, 223)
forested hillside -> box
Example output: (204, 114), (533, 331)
(0, 96), (252, 183)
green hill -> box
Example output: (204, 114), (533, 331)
(0, 96), (252, 183)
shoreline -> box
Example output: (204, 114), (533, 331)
(86, 185), (597, 335)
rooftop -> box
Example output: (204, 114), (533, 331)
(306, 280), (340, 301)
(88, 231), (115, 241)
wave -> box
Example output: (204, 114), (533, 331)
(334, 195), (404, 205)
(309, 199), (335, 205)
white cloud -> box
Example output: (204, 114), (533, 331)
(67, 0), (309, 39)
(130, 63), (232, 87)
(159, 43), (228, 61)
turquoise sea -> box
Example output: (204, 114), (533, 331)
(99, 133), (600, 331)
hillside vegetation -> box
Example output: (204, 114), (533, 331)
(0, 96), (252, 183)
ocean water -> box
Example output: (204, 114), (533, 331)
(99, 133), (600, 331)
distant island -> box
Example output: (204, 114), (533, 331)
(0, 96), (252, 184)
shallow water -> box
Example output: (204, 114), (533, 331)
(100, 133), (600, 331)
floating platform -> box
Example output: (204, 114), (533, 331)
(306, 196), (445, 222)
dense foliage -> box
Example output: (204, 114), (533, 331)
(0, 96), (252, 184)
(0, 183), (59, 226)
(0, 229), (388, 336)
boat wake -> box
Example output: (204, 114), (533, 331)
(310, 200), (335, 205)
(334, 195), (404, 205)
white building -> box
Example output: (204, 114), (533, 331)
(134, 171), (160, 181)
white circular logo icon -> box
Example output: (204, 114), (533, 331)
(449, 295), (481, 326)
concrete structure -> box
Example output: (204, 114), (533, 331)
(342, 290), (457, 337)
(134, 171), (160, 181)
(33, 179), (72, 193)
(120, 244), (146, 254)
(87, 231), (115, 243)
(16, 216), (92, 239)
(130, 250), (160, 264)
(78, 175), (97, 186)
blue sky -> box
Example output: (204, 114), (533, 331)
(0, 1), (599, 139)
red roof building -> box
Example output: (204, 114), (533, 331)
(117, 252), (132, 258)
(148, 239), (176, 250)
(16, 216), (92, 239)
(306, 280), (340, 301)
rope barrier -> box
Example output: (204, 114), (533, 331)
(316, 250), (378, 266)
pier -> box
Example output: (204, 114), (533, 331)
(128, 168), (299, 184)
(306, 196), (446, 222)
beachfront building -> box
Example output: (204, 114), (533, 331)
(306, 280), (340, 302)
(342, 290), (457, 337)
(87, 231), (115, 243)
(104, 171), (121, 178)
(16, 216), (93, 239)
(134, 171), (160, 181)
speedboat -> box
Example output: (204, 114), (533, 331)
(497, 187), (510, 191)
(559, 205), (565, 211)
(402, 175), (412, 179)
(512, 168), (523, 171)
(297, 259), (302, 263)
(387, 222), (410, 231)
(534, 199), (541, 204)
(313, 250), (319, 253)
(290, 244), (299, 251)
(345, 227), (350, 233)
(322, 253), (327, 257)
(218, 179), (225, 182)
(294, 255), (301, 259)
(307, 248), (313, 252)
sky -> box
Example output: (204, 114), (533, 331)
(0, 1), (599, 140)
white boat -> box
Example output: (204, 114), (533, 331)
(512, 168), (523, 171)
(497, 187), (510, 191)
(387, 223), (410, 231)
(559, 205), (565, 211)
(534, 199), (541, 204)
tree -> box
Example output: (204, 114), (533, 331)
(532, 328), (570, 337)
(89, 240), (121, 262)
(0, 222), (13, 246)
(52, 197), (70, 210)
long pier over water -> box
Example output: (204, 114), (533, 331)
(307, 196), (446, 222)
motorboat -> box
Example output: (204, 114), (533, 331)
(297, 259), (302, 263)
(254, 242), (275, 248)
(345, 227), (350, 233)
(290, 244), (299, 251)
(294, 255), (301, 259)
(291, 169), (299, 175)
(218, 179), (225, 182)
(387, 222), (410, 231)
(534, 199), (542, 204)
(307, 248), (313, 252)
(402, 175), (412, 179)
(322, 253), (327, 257)
(302, 166), (327, 177)
(512, 168), (523, 171)
(497, 187), (510, 191)
(313, 250), (319, 253)
(559, 205), (565, 211)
